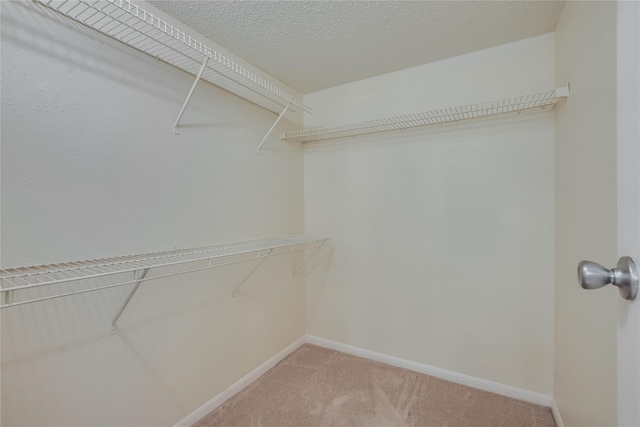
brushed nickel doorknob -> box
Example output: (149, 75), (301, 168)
(578, 257), (638, 300)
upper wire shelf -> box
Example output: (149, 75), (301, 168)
(282, 86), (569, 143)
(0, 235), (327, 310)
(34, 0), (311, 115)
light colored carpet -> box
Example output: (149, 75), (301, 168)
(195, 344), (556, 427)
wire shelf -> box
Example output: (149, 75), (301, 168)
(0, 235), (327, 309)
(282, 86), (569, 143)
(34, 0), (311, 115)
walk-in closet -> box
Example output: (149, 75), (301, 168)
(2, 1), (639, 426)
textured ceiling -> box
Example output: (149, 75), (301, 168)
(148, 1), (565, 94)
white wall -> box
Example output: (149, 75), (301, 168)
(554, 2), (618, 426)
(1, 1), (305, 425)
(304, 34), (556, 395)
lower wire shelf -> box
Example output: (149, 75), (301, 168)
(0, 235), (328, 332)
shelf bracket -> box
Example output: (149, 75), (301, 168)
(293, 239), (327, 276)
(110, 268), (150, 334)
(173, 56), (210, 135)
(555, 84), (570, 98)
(256, 101), (291, 154)
(2, 290), (14, 307)
(233, 248), (273, 297)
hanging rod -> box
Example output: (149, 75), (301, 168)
(0, 235), (328, 313)
(33, 0), (311, 116)
(281, 86), (570, 143)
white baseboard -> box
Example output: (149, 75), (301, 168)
(306, 335), (552, 408)
(175, 336), (306, 427)
(551, 398), (565, 427)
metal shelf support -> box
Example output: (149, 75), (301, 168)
(111, 268), (150, 334)
(293, 239), (327, 276)
(3, 290), (14, 307)
(233, 248), (274, 296)
(173, 56), (210, 135)
(257, 101), (291, 153)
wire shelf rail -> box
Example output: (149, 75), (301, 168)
(0, 235), (328, 328)
(281, 86), (570, 143)
(33, 0), (311, 116)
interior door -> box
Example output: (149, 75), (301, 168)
(616, 1), (640, 425)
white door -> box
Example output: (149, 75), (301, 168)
(616, 1), (640, 425)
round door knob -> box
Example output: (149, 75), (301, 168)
(577, 257), (638, 300)
(578, 261), (614, 290)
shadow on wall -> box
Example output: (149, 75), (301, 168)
(3, 1), (177, 103)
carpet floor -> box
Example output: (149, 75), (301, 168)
(195, 344), (556, 427)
